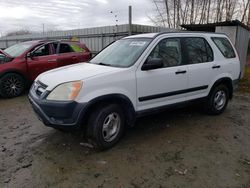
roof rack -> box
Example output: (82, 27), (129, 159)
(153, 30), (226, 38)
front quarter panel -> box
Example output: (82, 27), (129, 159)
(0, 57), (28, 79)
(75, 67), (137, 110)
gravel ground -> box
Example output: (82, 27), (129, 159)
(0, 91), (250, 188)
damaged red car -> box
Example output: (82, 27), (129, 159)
(0, 40), (91, 98)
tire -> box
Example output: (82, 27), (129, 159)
(205, 84), (229, 115)
(86, 104), (125, 150)
(0, 73), (25, 98)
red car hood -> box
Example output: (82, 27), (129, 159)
(0, 49), (12, 58)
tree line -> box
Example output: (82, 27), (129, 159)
(151, 0), (250, 28)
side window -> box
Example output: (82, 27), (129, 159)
(211, 37), (236, 58)
(148, 38), (182, 67)
(32, 44), (50, 57)
(70, 43), (85, 53)
(184, 37), (213, 64)
(59, 43), (73, 54)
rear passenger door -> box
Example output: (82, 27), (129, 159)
(69, 42), (91, 62)
(136, 37), (188, 111)
(183, 37), (215, 100)
(57, 42), (79, 67)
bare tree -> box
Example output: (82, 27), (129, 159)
(247, 1), (250, 25)
(190, 0), (195, 23)
(241, 0), (250, 22)
(207, 0), (211, 23)
(164, 0), (172, 27)
(151, 0), (250, 28)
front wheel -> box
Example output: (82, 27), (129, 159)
(0, 73), (25, 98)
(86, 104), (125, 150)
(205, 84), (229, 115)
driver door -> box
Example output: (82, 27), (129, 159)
(27, 43), (58, 80)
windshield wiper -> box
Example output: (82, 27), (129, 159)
(96, 62), (112, 66)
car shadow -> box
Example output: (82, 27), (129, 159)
(33, 103), (205, 154)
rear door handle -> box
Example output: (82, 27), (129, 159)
(175, 70), (187, 74)
(212, 65), (221, 69)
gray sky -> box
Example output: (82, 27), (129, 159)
(0, 0), (155, 35)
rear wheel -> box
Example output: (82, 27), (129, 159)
(0, 73), (25, 98)
(205, 84), (229, 115)
(86, 104), (125, 150)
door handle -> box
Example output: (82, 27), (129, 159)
(212, 65), (221, 69)
(175, 70), (187, 74)
(72, 56), (77, 59)
(48, 59), (57, 62)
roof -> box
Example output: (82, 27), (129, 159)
(181, 20), (250, 32)
(19, 39), (80, 44)
(124, 33), (158, 39)
(124, 31), (227, 39)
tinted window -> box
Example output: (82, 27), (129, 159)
(148, 38), (182, 67)
(33, 44), (50, 57)
(212, 37), (236, 58)
(59, 43), (73, 53)
(184, 37), (213, 64)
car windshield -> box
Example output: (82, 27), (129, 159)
(4, 42), (34, 57)
(90, 38), (151, 67)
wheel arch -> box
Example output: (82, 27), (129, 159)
(210, 77), (233, 99)
(0, 70), (28, 84)
(80, 94), (136, 128)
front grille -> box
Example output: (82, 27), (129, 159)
(34, 81), (48, 97)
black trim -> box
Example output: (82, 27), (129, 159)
(136, 97), (207, 117)
(28, 86), (86, 128)
(138, 85), (208, 102)
(28, 90), (136, 129)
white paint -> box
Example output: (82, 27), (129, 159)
(36, 32), (240, 112)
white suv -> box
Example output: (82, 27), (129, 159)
(29, 32), (241, 149)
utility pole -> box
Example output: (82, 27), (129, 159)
(42, 23), (45, 35)
(128, 5), (132, 35)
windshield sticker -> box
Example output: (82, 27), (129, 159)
(129, 41), (146, 46)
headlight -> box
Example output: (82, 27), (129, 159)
(46, 81), (82, 101)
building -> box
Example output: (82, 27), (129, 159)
(0, 24), (172, 54)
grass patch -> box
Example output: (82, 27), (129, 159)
(239, 67), (250, 93)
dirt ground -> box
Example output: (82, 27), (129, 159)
(1, 87), (250, 188)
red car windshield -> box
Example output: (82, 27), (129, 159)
(4, 42), (34, 57)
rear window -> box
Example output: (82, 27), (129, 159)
(211, 37), (236, 58)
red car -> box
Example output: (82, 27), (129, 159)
(0, 40), (91, 98)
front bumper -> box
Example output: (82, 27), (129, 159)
(28, 85), (86, 129)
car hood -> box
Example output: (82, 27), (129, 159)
(0, 49), (12, 59)
(37, 63), (122, 90)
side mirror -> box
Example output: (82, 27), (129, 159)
(141, 58), (163, 71)
(26, 52), (34, 59)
